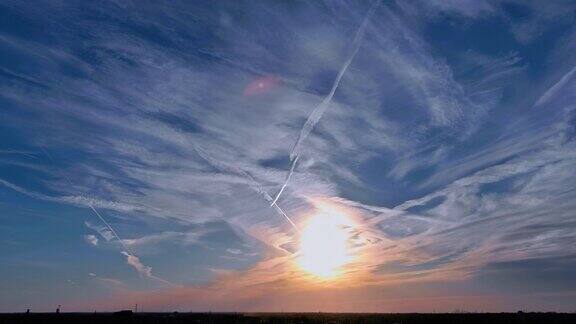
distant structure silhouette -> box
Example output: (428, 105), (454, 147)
(56, 305), (61, 314)
(113, 310), (134, 318)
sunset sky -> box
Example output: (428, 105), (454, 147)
(1, 0), (576, 313)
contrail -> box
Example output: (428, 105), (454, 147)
(88, 205), (135, 256)
(193, 146), (299, 232)
(534, 64), (576, 107)
(40, 147), (174, 285)
(40, 147), (133, 253)
(271, 1), (380, 206)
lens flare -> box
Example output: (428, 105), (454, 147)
(297, 209), (352, 279)
(243, 75), (281, 96)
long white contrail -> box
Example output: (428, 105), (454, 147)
(193, 146), (299, 232)
(271, 1), (380, 206)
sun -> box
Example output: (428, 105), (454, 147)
(297, 209), (352, 279)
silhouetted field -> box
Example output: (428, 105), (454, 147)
(1, 312), (576, 324)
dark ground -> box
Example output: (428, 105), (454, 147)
(1, 312), (576, 324)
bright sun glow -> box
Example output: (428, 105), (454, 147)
(297, 209), (352, 279)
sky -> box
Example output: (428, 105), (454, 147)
(1, 0), (576, 313)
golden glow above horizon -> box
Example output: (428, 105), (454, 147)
(297, 204), (353, 279)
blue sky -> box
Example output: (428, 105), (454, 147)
(1, 0), (576, 312)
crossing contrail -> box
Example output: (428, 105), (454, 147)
(271, 1), (380, 206)
(193, 146), (299, 232)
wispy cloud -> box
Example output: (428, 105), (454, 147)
(1, 0), (575, 312)
(84, 234), (99, 246)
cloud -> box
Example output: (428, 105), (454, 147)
(417, 0), (495, 18)
(120, 251), (176, 287)
(1, 0), (576, 312)
(85, 221), (115, 242)
(84, 234), (99, 246)
(503, 1), (576, 44)
(85, 220), (175, 286)
(87, 272), (126, 288)
(0, 177), (142, 214)
(121, 252), (153, 277)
